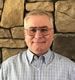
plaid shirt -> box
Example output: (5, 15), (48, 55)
(0, 49), (75, 80)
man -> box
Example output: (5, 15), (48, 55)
(0, 10), (75, 80)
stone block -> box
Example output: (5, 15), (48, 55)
(0, 28), (11, 38)
(0, 0), (3, 9)
(11, 27), (24, 39)
(0, 48), (2, 63)
(0, 0), (24, 28)
(26, 2), (53, 11)
(55, 1), (75, 32)
(0, 10), (1, 15)
(0, 10), (2, 20)
(52, 34), (75, 61)
(2, 48), (25, 61)
(0, 39), (25, 48)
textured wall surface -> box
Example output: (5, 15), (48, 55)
(0, 0), (75, 62)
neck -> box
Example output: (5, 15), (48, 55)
(29, 49), (48, 57)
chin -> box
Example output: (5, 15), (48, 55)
(33, 48), (47, 55)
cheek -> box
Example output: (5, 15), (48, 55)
(46, 35), (54, 45)
(25, 36), (33, 45)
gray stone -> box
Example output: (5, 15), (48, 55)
(0, 50), (1, 58)
(26, 2), (53, 11)
(52, 34), (75, 61)
(0, 0), (3, 9)
(55, 1), (75, 32)
(0, 28), (11, 38)
(0, 39), (25, 48)
(2, 48), (25, 61)
(0, 0), (24, 28)
(11, 27), (24, 39)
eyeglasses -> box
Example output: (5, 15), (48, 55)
(25, 27), (53, 36)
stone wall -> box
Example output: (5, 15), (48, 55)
(0, 0), (75, 62)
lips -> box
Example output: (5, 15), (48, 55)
(33, 41), (45, 43)
(33, 39), (46, 43)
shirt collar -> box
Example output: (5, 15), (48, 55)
(26, 49), (34, 63)
(26, 49), (54, 64)
(43, 49), (54, 64)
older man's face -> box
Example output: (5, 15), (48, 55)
(24, 15), (54, 56)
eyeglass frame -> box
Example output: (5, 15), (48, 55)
(24, 26), (53, 36)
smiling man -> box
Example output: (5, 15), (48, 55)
(24, 11), (54, 56)
(0, 10), (75, 80)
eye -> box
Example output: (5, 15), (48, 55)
(30, 28), (36, 32)
(41, 28), (48, 32)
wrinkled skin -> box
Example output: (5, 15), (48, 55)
(24, 15), (54, 56)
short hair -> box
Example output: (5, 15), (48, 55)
(24, 10), (53, 28)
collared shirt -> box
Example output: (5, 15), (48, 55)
(26, 49), (54, 64)
(0, 49), (75, 80)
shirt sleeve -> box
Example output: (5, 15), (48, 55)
(0, 62), (8, 80)
(69, 63), (75, 80)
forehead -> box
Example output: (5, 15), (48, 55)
(24, 15), (53, 28)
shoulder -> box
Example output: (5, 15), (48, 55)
(1, 50), (27, 68)
(53, 51), (75, 66)
(52, 52), (75, 78)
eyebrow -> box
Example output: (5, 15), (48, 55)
(29, 26), (49, 28)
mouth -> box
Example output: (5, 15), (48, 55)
(33, 41), (45, 43)
(32, 39), (46, 43)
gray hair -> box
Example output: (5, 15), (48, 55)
(24, 10), (53, 28)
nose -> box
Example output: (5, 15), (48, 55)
(34, 30), (43, 38)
